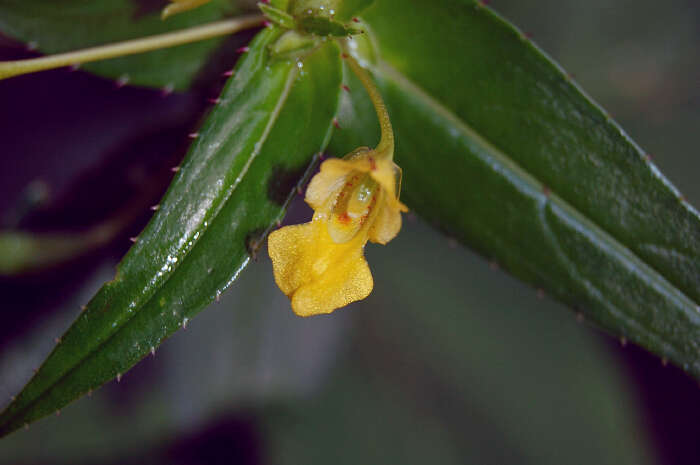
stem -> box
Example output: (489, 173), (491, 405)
(343, 49), (394, 156)
(0, 14), (264, 81)
(162, 0), (213, 20)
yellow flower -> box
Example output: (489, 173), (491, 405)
(268, 147), (408, 316)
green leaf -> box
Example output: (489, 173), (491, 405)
(0, 28), (342, 437)
(329, 0), (700, 376)
(0, 0), (236, 89)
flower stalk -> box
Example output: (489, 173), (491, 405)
(0, 15), (264, 81)
(268, 41), (408, 316)
(342, 50), (394, 156)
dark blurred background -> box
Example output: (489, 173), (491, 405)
(0, 0), (698, 464)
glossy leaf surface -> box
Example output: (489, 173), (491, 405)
(0, 28), (342, 436)
(0, 0), (234, 89)
(329, 0), (700, 376)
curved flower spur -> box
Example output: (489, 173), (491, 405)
(268, 52), (408, 316)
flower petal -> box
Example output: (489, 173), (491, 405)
(291, 248), (373, 316)
(268, 222), (316, 297)
(305, 159), (354, 210)
(269, 145), (406, 316)
(268, 216), (374, 316)
(368, 159), (407, 211)
(369, 194), (403, 245)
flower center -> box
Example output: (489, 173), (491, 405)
(327, 172), (378, 244)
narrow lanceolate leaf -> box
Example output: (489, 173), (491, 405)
(330, 0), (700, 376)
(0, 28), (342, 437)
(0, 0), (236, 89)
